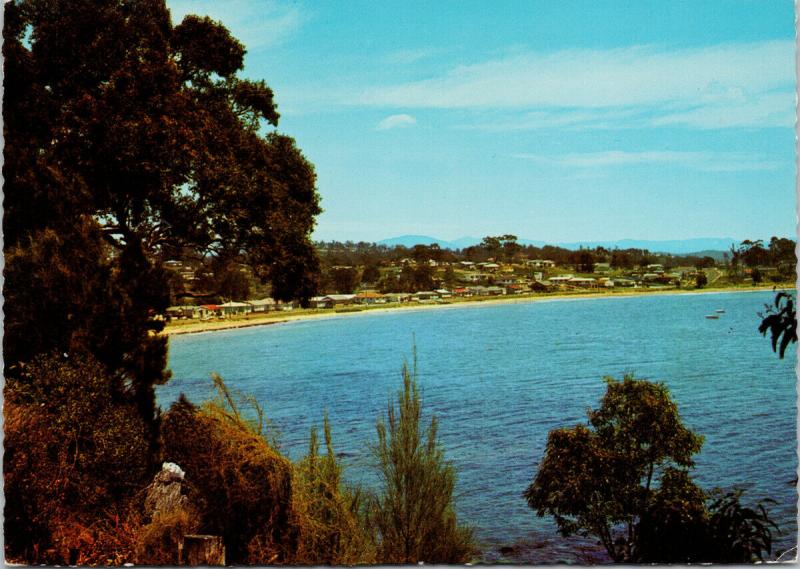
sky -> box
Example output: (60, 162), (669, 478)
(167, 0), (797, 244)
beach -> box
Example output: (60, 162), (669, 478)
(161, 284), (782, 336)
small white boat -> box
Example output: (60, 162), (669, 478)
(715, 309), (725, 313)
(705, 314), (720, 319)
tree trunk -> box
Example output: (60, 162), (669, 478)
(181, 535), (225, 566)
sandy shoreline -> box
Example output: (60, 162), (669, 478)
(161, 285), (784, 337)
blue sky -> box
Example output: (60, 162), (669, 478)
(168, 0), (796, 243)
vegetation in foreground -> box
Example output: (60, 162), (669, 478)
(5, 356), (475, 565)
(525, 375), (779, 563)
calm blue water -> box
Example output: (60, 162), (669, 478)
(160, 290), (797, 562)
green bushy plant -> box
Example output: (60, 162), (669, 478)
(292, 415), (376, 564)
(371, 359), (475, 563)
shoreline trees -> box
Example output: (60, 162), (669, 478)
(524, 375), (778, 563)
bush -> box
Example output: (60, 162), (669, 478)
(525, 374), (778, 563)
(371, 360), (475, 563)
(160, 377), (294, 564)
(135, 507), (199, 565)
(292, 415), (376, 564)
(4, 354), (151, 563)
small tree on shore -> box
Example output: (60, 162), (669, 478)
(524, 375), (778, 563)
(695, 271), (708, 288)
(372, 359), (474, 563)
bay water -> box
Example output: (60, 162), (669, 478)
(160, 290), (797, 562)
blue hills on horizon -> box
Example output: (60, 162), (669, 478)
(375, 234), (746, 255)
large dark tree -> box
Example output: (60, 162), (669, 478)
(4, 0), (321, 436)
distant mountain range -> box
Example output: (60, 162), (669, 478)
(376, 235), (742, 256)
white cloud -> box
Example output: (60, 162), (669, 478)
(511, 150), (783, 172)
(357, 40), (795, 130)
(377, 114), (418, 130)
(384, 47), (450, 65)
(167, 0), (306, 49)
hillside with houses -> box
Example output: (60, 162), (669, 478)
(164, 236), (795, 321)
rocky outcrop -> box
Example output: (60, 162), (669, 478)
(144, 462), (188, 519)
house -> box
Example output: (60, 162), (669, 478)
(461, 272), (486, 283)
(594, 262), (611, 273)
(383, 292), (412, 303)
(547, 275), (574, 285)
(485, 286), (505, 296)
(412, 291), (439, 301)
(324, 294), (357, 306)
(354, 291), (385, 305)
(220, 301), (252, 317)
(435, 288), (453, 298)
(452, 287), (471, 297)
(526, 259), (556, 269)
(612, 278), (636, 287)
(248, 298), (277, 312)
(459, 261), (476, 268)
(310, 296), (333, 309)
(200, 304), (222, 318)
(505, 284), (524, 294)
(646, 264), (665, 273)
(167, 305), (203, 319)
(530, 280), (555, 292)
(568, 277), (597, 288)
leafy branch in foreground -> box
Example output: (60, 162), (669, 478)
(759, 291), (797, 358)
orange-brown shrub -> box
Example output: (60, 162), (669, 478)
(4, 354), (151, 563)
(160, 391), (294, 564)
(135, 507), (199, 565)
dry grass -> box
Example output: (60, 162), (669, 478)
(160, 378), (294, 564)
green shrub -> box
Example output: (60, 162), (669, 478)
(292, 415), (376, 564)
(371, 360), (475, 563)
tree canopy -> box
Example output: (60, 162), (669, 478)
(524, 375), (777, 563)
(4, 0), (321, 432)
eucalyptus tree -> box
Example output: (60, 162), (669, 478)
(4, 0), (321, 433)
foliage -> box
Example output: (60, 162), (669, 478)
(292, 415), (376, 564)
(326, 266), (360, 294)
(571, 249), (595, 273)
(524, 374), (704, 562)
(695, 271), (708, 288)
(524, 375), (779, 563)
(215, 263), (252, 301)
(135, 507), (199, 565)
(361, 263), (382, 286)
(160, 378), (293, 564)
(4, 354), (151, 563)
(4, 0), (321, 437)
(758, 291), (797, 358)
(371, 359), (475, 563)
